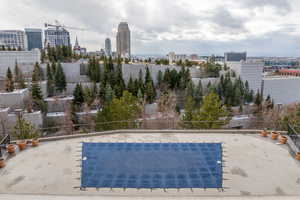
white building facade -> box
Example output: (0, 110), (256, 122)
(0, 30), (27, 50)
(0, 49), (41, 76)
(227, 61), (264, 93)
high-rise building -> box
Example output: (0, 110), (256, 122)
(105, 38), (111, 56)
(224, 52), (247, 63)
(44, 27), (70, 47)
(116, 22), (131, 58)
(0, 30), (27, 50)
(25, 28), (43, 50)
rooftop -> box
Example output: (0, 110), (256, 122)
(0, 130), (300, 199)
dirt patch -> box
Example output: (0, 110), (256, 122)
(240, 191), (251, 196)
(6, 176), (25, 188)
(275, 187), (286, 195)
(231, 167), (248, 177)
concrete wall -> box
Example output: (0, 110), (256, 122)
(0, 88), (29, 109)
(0, 110), (43, 133)
(45, 96), (74, 112)
(263, 76), (300, 105)
(227, 61), (263, 93)
(0, 49), (41, 77)
(122, 64), (201, 85)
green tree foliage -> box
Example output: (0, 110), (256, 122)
(32, 62), (44, 81)
(87, 57), (101, 82)
(104, 84), (115, 104)
(114, 60), (126, 98)
(73, 83), (85, 107)
(96, 91), (141, 131)
(46, 63), (55, 97)
(202, 62), (222, 77)
(31, 65), (43, 101)
(182, 96), (195, 128)
(157, 70), (163, 88)
(46, 44), (73, 62)
(5, 67), (14, 92)
(14, 61), (26, 89)
(144, 67), (156, 103)
(192, 92), (229, 129)
(12, 115), (40, 139)
(54, 62), (66, 92)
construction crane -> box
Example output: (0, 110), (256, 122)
(44, 20), (85, 31)
(44, 20), (86, 47)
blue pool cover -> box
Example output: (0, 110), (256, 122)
(81, 143), (222, 189)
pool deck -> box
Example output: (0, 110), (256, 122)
(0, 131), (300, 198)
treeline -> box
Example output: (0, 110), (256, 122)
(0, 46), (23, 51)
(207, 72), (254, 107)
(84, 56), (156, 105)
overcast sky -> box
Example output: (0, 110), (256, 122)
(1, 0), (300, 56)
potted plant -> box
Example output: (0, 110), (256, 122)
(6, 144), (15, 154)
(296, 152), (300, 161)
(279, 135), (288, 144)
(0, 158), (5, 168)
(271, 131), (280, 140)
(13, 115), (40, 150)
(260, 129), (269, 137)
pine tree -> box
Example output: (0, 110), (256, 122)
(55, 62), (66, 92)
(46, 63), (55, 97)
(194, 80), (203, 107)
(14, 61), (26, 89)
(104, 84), (115, 104)
(192, 92), (229, 129)
(157, 70), (163, 88)
(127, 76), (135, 95)
(73, 83), (84, 107)
(182, 96), (195, 128)
(114, 61), (125, 98)
(31, 66), (43, 101)
(5, 67), (14, 92)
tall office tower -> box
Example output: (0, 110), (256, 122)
(0, 30), (27, 50)
(116, 22), (131, 58)
(224, 52), (247, 63)
(44, 27), (71, 47)
(25, 28), (43, 50)
(105, 38), (112, 56)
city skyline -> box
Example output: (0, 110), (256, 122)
(1, 0), (300, 56)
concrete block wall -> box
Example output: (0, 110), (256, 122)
(45, 96), (74, 113)
(0, 88), (29, 109)
(263, 76), (300, 105)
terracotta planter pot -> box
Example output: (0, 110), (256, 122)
(32, 139), (39, 147)
(18, 141), (27, 151)
(296, 152), (300, 161)
(260, 130), (269, 137)
(280, 136), (288, 144)
(7, 144), (15, 154)
(0, 159), (5, 168)
(271, 132), (279, 140)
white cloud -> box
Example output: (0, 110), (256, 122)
(0, 0), (299, 56)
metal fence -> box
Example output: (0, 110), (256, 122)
(287, 124), (300, 148)
(0, 134), (10, 158)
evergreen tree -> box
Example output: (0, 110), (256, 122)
(182, 96), (195, 128)
(127, 76), (135, 95)
(145, 81), (156, 103)
(104, 84), (115, 104)
(54, 62), (66, 92)
(194, 80), (203, 107)
(73, 83), (84, 107)
(5, 67), (14, 92)
(192, 92), (229, 129)
(14, 61), (26, 89)
(31, 66), (43, 101)
(46, 63), (55, 97)
(157, 70), (163, 88)
(254, 90), (262, 107)
(114, 61), (125, 97)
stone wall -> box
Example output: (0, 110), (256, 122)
(0, 88), (29, 109)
